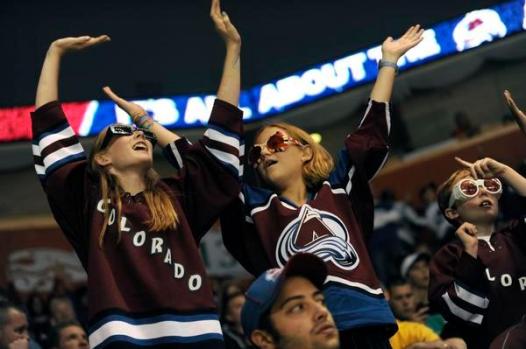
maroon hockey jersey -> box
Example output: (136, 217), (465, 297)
(218, 100), (397, 331)
(429, 219), (526, 348)
(31, 99), (243, 349)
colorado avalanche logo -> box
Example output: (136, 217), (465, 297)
(276, 205), (359, 270)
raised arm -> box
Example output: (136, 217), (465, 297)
(210, 0), (241, 105)
(504, 89), (526, 135)
(35, 35), (110, 108)
(102, 86), (180, 147)
(370, 25), (424, 102)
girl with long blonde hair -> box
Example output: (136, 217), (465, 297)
(215, 26), (425, 349)
(31, 1), (242, 348)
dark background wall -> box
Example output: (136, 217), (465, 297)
(1, 0), (505, 107)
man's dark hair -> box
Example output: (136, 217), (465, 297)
(252, 309), (281, 346)
(49, 320), (85, 348)
(387, 279), (411, 294)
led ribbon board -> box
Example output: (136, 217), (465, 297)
(2, 0), (525, 142)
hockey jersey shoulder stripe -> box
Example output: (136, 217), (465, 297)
(89, 312), (222, 349)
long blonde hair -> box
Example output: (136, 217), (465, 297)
(255, 123), (334, 189)
(89, 127), (178, 247)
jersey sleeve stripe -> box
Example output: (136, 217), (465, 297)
(441, 292), (484, 324)
(37, 124), (76, 149)
(204, 127), (240, 149)
(453, 282), (490, 309)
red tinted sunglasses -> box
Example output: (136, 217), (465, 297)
(248, 131), (303, 166)
(448, 178), (502, 208)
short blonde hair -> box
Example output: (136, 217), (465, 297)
(255, 123), (334, 189)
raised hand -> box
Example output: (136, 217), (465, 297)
(455, 222), (479, 258)
(210, 0), (241, 48)
(455, 156), (507, 179)
(382, 25), (424, 62)
(504, 90), (526, 135)
(36, 35), (110, 108)
(50, 35), (110, 56)
(103, 86), (147, 122)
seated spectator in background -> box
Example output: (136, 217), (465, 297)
(419, 182), (453, 244)
(220, 282), (251, 349)
(387, 280), (427, 324)
(48, 298), (76, 326)
(49, 321), (88, 349)
(0, 301), (29, 349)
(372, 190), (428, 284)
(401, 252), (430, 312)
(241, 253), (339, 349)
(388, 278), (446, 335)
(387, 281), (465, 349)
(429, 151), (526, 347)
(451, 111), (479, 140)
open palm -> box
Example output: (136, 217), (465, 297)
(51, 35), (110, 54)
(504, 89), (526, 134)
(210, 0), (240, 46)
(382, 25), (424, 61)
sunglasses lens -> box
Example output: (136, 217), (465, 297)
(111, 125), (134, 135)
(484, 179), (501, 193)
(460, 180), (478, 196)
(267, 133), (287, 151)
(248, 146), (262, 165)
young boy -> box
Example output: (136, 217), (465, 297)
(429, 139), (526, 347)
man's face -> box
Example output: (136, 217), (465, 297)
(266, 276), (339, 349)
(388, 284), (416, 320)
(407, 260), (430, 289)
(0, 308), (29, 347)
(58, 325), (89, 349)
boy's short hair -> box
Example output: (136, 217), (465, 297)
(436, 168), (472, 227)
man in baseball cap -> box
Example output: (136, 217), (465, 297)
(240, 253), (339, 349)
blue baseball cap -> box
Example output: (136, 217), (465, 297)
(241, 253), (328, 337)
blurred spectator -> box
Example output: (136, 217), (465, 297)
(371, 190), (428, 284)
(220, 281), (251, 349)
(0, 301), (29, 349)
(25, 294), (49, 348)
(418, 182), (453, 244)
(49, 321), (88, 349)
(387, 280), (428, 323)
(386, 282), (465, 349)
(451, 111), (479, 139)
(401, 252), (430, 309)
(48, 298), (76, 327)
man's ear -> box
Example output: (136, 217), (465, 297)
(444, 208), (460, 220)
(301, 145), (313, 163)
(94, 153), (111, 167)
(250, 329), (276, 349)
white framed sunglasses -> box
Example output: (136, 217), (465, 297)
(448, 178), (502, 208)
